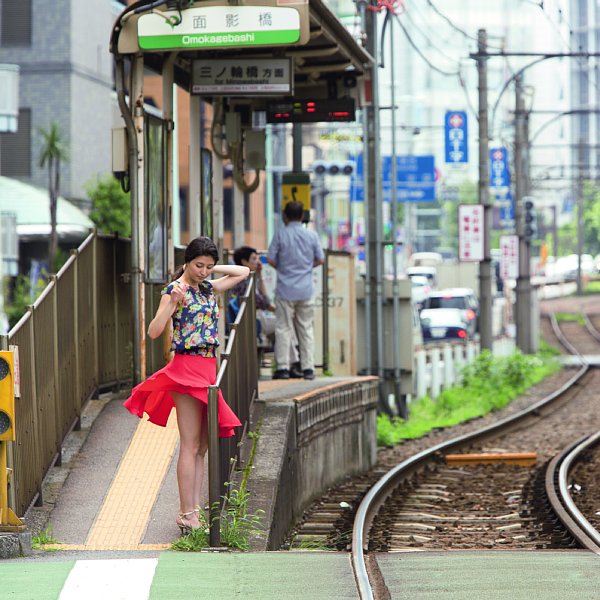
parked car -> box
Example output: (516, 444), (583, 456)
(407, 252), (443, 268)
(420, 308), (469, 342)
(407, 266), (437, 289)
(410, 274), (432, 309)
(421, 287), (479, 335)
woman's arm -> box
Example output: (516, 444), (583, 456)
(211, 264), (250, 293)
(147, 285), (184, 339)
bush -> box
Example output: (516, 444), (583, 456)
(377, 349), (560, 446)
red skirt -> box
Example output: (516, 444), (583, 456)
(123, 353), (241, 438)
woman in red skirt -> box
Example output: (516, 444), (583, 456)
(123, 237), (249, 533)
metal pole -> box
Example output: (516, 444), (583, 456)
(357, 0), (372, 380)
(265, 124), (275, 242)
(389, 19), (405, 418)
(576, 139), (584, 295)
(322, 251), (329, 374)
(361, 1), (385, 409)
(207, 385), (221, 547)
(515, 74), (532, 353)
(162, 54), (175, 273)
(477, 29), (493, 351)
(116, 56), (143, 385)
(292, 123), (302, 172)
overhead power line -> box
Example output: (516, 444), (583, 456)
(393, 14), (460, 77)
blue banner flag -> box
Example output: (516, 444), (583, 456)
(445, 110), (468, 164)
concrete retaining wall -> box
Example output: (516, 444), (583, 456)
(239, 377), (379, 550)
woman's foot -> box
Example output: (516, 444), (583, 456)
(176, 510), (200, 534)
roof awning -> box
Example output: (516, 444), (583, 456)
(110, 0), (373, 103)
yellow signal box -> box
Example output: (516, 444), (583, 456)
(0, 350), (23, 531)
(0, 351), (15, 442)
(282, 172), (311, 223)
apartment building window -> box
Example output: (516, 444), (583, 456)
(1, 0), (32, 46)
(0, 108), (31, 176)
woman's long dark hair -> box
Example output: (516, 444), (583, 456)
(172, 236), (219, 280)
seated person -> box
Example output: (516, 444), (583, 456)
(229, 246), (275, 347)
(231, 246), (301, 377)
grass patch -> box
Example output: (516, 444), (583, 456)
(171, 424), (264, 552)
(32, 525), (61, 552)
(555, 312), (586, 326)
(377, 349), (560, 446)
(584, 280), (600, 294)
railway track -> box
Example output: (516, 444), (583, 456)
(350, 313), (600, 598)
(288, 310), (600, 598)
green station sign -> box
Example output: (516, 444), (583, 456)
(138, 6), (301, 50)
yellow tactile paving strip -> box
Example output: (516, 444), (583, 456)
(78, 413), (180, 550)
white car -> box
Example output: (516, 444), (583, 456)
(410, 275), (432, 308)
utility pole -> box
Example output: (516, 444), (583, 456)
(576, 138), (584, 295)
(514, 74), (532, 353)
(358, 0), (385, 411)
(476, 30), (493, 351)
(389, 17), (405, 418)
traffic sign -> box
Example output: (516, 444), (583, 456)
(349, 154), (436, 202)
(444, 110), (468, 164)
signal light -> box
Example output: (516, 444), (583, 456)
(465, 309), (475, 321)
(522, 197), (537, 241)
(0, 351), (15, 442)
(311, 160), (354, 177)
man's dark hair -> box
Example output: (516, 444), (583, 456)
(284, 201), (304, 222)
(233, 245), (257, 266)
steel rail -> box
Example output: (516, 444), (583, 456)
(583, 314), (600, 343)
(545, 431), (600, 553)
(352, 312), (589, 599)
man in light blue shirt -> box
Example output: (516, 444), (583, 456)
(267, 201), (324, 380)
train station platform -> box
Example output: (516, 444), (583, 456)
(19, 374), (378, 553)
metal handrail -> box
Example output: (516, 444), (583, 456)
(208, 274), (257, 546)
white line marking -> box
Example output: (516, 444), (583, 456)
(58, 558), (158, 600)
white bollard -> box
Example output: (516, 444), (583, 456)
(416, 349), (427, 399)
(454, 343), (464, 369)
(443, 344), (454, 388)
(466, 342), (476, 364)
(430, 347), (441, 399)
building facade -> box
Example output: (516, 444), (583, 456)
(0, 0), (114, 206)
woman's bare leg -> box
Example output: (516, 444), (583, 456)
(193, 406), (208, 510)
(172, 392), (206, 528)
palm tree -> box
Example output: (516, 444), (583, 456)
(39, 123), (68, 272)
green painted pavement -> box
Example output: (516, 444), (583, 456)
(378, 551), (600, 599)
(2, 560), (75, 600)
(149, 551), (358, 599)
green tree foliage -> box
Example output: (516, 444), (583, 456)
(38, 123), (68, 272)
(4, 273), (47, 329)
(582, 181), (600, 256)
(87, 175), (131, 237)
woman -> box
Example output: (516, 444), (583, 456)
(123, 237), (249, 534)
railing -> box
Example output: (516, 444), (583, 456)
(208, 274), (258, 546)
(414, 341), (480, 400)
(2, 233), (137, 515)
(2, 232), (257, 519)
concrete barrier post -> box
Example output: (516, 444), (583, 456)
(443, 345), (454, 389)
(416, 350), (427, 399)
(430, 348), (441, 399)
(466, 342), (476, 364)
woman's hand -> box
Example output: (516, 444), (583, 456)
(170, 281), (187, 304)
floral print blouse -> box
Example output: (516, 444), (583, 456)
(162, 280), (219, 357)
